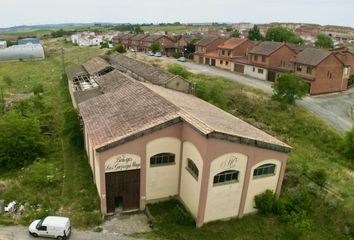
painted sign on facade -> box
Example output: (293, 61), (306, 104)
(220, 156), (238, 170)
(105, 154), (141, 173)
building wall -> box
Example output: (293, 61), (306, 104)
(179, 141), (204, 218)
(268, 45), (296, 68)
(232, 41), (256, 57)
(166, 76), (192, 93)
(243, 159), (282, 214)
(203, 153), (248, 222)
(311, 55), (347, 94)
(244, 64), (267, 80)
(215, 58), (231, 70)
(146, 137), (181, 200)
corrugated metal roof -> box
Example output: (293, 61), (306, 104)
(0, 44), (45, 61)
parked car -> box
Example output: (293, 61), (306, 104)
(177, 57), (187, 62)
(154, 52), (162, 57)
(29, 216), (71, 240)
(147, 51), (154, 56)
(129, 48), (136, 52)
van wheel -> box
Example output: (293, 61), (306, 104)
(31, 233), (38, 237)
(57, 237), (64, 240)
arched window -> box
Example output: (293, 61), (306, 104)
(186, 158), (199, 180)
(213, 170), (239, 185)
(150, 153), (175, 166)
(253, 164), (276, 177)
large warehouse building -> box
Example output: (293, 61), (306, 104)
(67, 57), (291, 227)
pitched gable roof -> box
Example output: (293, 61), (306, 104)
(218, 38), (248, 50)
(294, 48), (333, 66)
(82, 57), (112, 75)
(249, 41), (285, 56)
(195, 36), (219, 47)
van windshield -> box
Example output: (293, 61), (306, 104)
(36, 220), (43, 229)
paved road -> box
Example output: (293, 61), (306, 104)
(0, 225), (143, 240)
(176, 60), (354, 132)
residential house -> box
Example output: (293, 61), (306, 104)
(130, 34), (150, 52)
(331, 47), (354, 77)
(121, 33), (136, 50)
(193, 36), (225, 65)
(206, 38), (256, 70)
(293, 48), (350, 94)
(71, 32), (103, 46)
(236, 41), (297, 81)
(0, 41), (7, 49)
(141, 35), (175, 54)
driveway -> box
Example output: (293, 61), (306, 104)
(177, 60), (354, 132)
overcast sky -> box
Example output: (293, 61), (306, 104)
(1, 0), (353, 28)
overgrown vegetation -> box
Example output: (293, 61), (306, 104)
(0, 38), (104, 228)
(315, 33), (334, 49)
(150, 42), (160, 53)
(107, 43), (126, 54)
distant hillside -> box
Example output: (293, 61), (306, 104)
(0, 23), (113, 33)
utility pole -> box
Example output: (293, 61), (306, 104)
(61, 48), (65, 74)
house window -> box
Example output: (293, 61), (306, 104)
(227, 51), (231, 56)
(254, 55), (258, 61)
(150, 153), (175, 166)
(220, 60), (223, 64)
(307, 66), (313, 74)
(222, 50), (225, 55)
(253, 67), (256, 72)
(258, 69), (264, 74)
(327, 71), (332, 79)
(186, 159), (199, 180)
(253, 164), (276, 177)
(296, 64), (302, 72)
(261, 56), (266, 62)
(213, 170), (239, 185)
(226, 61), (229, 66)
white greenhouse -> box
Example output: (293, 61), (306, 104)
(0, 44), (45, 61)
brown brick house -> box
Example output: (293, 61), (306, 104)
(193, 36), (225, 66)
(331, 47), (354, 85)
(205, 38), (256, 70)
(293, 48), (350, 94)
(234, 41), (297, 81)
(141, 35), (175, 53)
(112, 33), (126, 45)
(130, 34), (149, 52)
(121, 33), (136, 50)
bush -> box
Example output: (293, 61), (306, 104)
(0, 112), (46, 169)
(22, 160), (61, 189)
(62, 107), (84, 149)
(32, 83), (44, 95)
(107, 43), (126, 54)
(167, 64), (191, 79)
(173, 52), (183, 59)
(195, 78), (228, 110)
(309, 169), (327, 187)
(100, 41), (109, 49)
(338, 125), (354, 161)
(254, 190), (278, 215)
(170, 204), (195, 226)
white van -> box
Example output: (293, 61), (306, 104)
(28, 216), (71, 240)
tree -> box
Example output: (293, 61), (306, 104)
(0, 112), (46, 169)
(248, 25), (263, 41)
(231, 30), (241, 38)
(100, 41), (109, 49)
(150, 42), (160, 53)
(339, 125), (354, 161)
(272, 74), (309, 105)
(132, 25), (144, 34)
(266, 27), (303, 44)
(108, 43), (126, 54)
(315, 33), (334, 49)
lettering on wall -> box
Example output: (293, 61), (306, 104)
(105, 154), (141, 173)
(220, 156), (238, 170)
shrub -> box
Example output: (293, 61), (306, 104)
(338, 125), (354, 161)
(309, 169), (327, 187)
(170, 204), (195, 226)
(173, 52), (183, 59)
(22, 160), (61, 189)
(254, 190), (278, 215)
(195, 78), (228, 110)
(32, 83), (44, 95)
(100, 41), (109, 49)
(167, 64), (191, 79)
(62, 107), (84, 149)
(108, 44), (126, 54)
(0, 112), (46, 169)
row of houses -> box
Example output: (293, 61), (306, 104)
(112, 33), (200, 57)
(194, 37), (354, 95)
(66, 54), (291, 227)
(71, 32), (117, 46)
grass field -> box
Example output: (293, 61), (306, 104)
(0, 38), (106, 228)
